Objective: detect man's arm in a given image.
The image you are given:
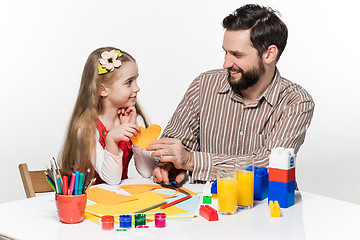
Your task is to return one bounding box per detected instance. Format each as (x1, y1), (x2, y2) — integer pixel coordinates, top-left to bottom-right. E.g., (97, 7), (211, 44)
(149, 99), (314, 182)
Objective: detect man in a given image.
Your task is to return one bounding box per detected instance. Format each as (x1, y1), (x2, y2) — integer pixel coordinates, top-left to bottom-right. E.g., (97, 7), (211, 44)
(147, 4), (314, 184)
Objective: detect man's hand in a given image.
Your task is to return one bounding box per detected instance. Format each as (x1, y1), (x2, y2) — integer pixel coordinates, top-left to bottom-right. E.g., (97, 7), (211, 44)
(152, 162), (186, 184)
(146, 138), (194, 171)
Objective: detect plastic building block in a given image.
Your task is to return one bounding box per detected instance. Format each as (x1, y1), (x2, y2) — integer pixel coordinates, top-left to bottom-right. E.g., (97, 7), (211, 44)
(211, 180), (217, 194)
(269, 167), (295, 183)
(203, 195), (212, 204)
(199, 205), (219, 221)
(269, 147), (296, 170)
(268, 180), (295, 208)
(269, 200), (281, 217)
(254, 186), (268, 201)
(246, 166), (269, 200)
(211, 180), (218, 199)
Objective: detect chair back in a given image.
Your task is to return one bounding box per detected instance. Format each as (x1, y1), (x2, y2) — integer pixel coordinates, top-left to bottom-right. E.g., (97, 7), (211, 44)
(18, 163), (54, 198)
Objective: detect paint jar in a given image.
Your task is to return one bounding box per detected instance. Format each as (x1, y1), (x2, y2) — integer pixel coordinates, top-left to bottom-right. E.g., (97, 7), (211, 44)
(101, 215), (114, 230)
(155, 213), (166, 228)
(135, 214), (146, 227)
(119, 215), (132, 228)
(234, 159), (254, 209)
(217, 169), (237, 215)
(55, 193), (87, 223)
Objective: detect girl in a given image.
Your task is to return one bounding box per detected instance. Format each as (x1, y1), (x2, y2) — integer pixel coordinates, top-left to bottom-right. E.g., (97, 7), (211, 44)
(59, 47), (155, 184)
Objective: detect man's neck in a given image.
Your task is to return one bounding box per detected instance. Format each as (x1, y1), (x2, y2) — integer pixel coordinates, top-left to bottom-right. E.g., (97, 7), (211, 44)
(241, 67), (276, 104)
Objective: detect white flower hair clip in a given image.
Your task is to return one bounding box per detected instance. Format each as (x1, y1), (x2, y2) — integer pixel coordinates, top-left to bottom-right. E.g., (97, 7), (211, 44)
(98, 50), (122, 74)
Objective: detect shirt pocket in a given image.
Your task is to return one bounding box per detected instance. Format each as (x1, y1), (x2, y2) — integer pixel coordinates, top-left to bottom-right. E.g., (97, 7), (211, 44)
(243, 132), (266, 154)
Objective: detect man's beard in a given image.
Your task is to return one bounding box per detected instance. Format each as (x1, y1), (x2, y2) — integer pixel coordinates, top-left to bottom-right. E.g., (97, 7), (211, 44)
(227, 59), (265, 96)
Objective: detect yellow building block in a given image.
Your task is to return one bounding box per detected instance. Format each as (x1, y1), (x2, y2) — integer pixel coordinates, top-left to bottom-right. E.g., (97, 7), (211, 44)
(269, 200), (281, 217)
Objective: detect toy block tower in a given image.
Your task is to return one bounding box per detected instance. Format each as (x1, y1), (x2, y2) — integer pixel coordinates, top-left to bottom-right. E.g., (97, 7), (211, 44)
(268, 147), (296, 208)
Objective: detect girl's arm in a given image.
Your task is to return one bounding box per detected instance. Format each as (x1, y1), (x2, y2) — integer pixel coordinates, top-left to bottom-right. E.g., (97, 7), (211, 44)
(94, 131), (124, 184)
(132, 116), (157, 177)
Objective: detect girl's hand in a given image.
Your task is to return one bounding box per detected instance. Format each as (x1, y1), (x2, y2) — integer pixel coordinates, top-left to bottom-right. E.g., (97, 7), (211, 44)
(118, 106), (137, 124)
(107, 123), (141, 143)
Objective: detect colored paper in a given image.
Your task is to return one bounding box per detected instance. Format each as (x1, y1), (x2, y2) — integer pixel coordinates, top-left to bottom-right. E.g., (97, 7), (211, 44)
(151, 189), (177, 199)
(86, 191), (166, 215)
(87, 187), (137, 205)
(166, 193), (199, 218)
(131, 124), (161, 150)
(119, 184), (163, 195)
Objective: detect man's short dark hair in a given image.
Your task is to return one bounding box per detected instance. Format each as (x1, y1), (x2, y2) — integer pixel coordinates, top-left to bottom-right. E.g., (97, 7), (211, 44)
(222, 4), (288, 61)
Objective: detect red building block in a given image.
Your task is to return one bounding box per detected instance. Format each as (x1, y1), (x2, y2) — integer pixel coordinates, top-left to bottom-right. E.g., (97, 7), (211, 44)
(199, 205), (218, 221)
(268, 167), (295, 183)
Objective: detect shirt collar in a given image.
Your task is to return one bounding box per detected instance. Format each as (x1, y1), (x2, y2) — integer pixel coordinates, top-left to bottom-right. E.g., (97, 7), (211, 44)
(261, 68), (281, 107)
(218, 68), (282, 107)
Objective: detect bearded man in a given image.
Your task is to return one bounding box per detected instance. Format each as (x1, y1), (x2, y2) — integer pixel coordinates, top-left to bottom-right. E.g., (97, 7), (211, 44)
(147, 4), (315, 184)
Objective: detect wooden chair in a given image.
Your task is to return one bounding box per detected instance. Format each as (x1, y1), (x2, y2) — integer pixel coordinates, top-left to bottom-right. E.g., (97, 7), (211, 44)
(18, 163), (54, 198)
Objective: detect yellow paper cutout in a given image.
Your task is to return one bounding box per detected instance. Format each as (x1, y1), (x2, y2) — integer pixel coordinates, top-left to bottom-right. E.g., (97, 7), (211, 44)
(86, 191), (166, 215)
(119, 184), (162, 195)
(131, 124), (161, 150)
(87, 187), (137, 205)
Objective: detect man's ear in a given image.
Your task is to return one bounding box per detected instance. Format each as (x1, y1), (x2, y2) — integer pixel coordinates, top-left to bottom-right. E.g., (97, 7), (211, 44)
(99, 84), (108, 97)
(263, 45), (278, 64)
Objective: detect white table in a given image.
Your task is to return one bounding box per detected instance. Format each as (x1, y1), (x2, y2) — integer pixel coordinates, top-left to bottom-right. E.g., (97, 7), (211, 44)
(0, 178), (359, 240)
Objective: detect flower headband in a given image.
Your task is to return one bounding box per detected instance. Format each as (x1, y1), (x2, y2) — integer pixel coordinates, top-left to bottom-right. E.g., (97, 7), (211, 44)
(98, 49), (122, 74)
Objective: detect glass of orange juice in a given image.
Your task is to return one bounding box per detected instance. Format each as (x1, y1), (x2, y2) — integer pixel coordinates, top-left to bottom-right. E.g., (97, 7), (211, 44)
(217, 169), (237, 215)
(234, 159), (254, 209)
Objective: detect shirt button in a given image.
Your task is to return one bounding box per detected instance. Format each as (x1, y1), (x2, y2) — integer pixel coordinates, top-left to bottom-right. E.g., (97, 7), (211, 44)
(239, 132), (243, 136)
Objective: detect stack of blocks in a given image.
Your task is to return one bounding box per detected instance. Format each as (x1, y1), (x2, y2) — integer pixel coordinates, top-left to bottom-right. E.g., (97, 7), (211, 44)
(268, 147), (296, 208)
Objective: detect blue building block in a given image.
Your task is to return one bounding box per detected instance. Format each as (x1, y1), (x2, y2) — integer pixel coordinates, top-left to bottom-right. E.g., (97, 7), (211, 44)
(246, 166), (268, 201)
(211, 180), (217, 194)
(254, 186), (268, 201)
(268, 180), (295, 208)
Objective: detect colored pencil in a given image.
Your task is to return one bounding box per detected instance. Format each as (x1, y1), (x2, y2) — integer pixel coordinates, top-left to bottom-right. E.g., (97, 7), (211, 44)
(52, 157), (63, 186)
(52, 168), (59, 193)
(84, 178), (96, 192)
(46, 165), (54, 182)
(45, 175), (56, 192)
(160, 195), (192, 209)
(44, 171), (55, 187)
(134, 201), (167, 213)
(57, 176), (63, 194)
(82, 168), (90, 194)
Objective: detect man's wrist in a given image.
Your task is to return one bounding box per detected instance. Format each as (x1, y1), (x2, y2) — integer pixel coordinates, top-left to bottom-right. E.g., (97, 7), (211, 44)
(185, 151), (194, 171)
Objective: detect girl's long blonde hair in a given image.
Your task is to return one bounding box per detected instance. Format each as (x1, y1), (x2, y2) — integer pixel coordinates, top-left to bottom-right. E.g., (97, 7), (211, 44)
(59, 47), (149, 178)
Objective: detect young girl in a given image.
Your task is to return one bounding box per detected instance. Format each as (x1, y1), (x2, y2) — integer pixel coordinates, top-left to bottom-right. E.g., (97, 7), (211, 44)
(59, 47), (155, 184)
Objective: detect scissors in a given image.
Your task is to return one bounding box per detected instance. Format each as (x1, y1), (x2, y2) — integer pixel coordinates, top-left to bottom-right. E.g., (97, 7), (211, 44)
(160, 180), (190, 195)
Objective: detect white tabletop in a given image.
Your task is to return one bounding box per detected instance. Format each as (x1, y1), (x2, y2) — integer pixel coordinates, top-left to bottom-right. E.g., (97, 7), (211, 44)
(0, 178), (359, 240)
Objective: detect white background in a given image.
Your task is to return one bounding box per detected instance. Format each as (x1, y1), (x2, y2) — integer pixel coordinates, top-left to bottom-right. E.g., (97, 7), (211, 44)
(0, 0), (359, 204)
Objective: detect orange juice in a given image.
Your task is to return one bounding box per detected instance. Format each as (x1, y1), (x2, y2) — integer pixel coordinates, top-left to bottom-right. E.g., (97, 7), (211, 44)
(237, 170), (254, 208)
(217, 178), (237, 214)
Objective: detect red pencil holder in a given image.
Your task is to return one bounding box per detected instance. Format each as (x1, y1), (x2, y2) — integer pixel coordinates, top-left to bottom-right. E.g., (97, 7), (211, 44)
(55, 193), (87, 224)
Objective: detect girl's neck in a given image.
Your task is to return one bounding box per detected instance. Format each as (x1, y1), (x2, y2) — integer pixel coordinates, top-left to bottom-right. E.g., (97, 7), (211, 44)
(98, 109), (120, 130)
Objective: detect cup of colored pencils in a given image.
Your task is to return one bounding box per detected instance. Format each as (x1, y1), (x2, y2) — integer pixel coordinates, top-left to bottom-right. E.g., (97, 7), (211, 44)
(45, 159), (95, 223)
